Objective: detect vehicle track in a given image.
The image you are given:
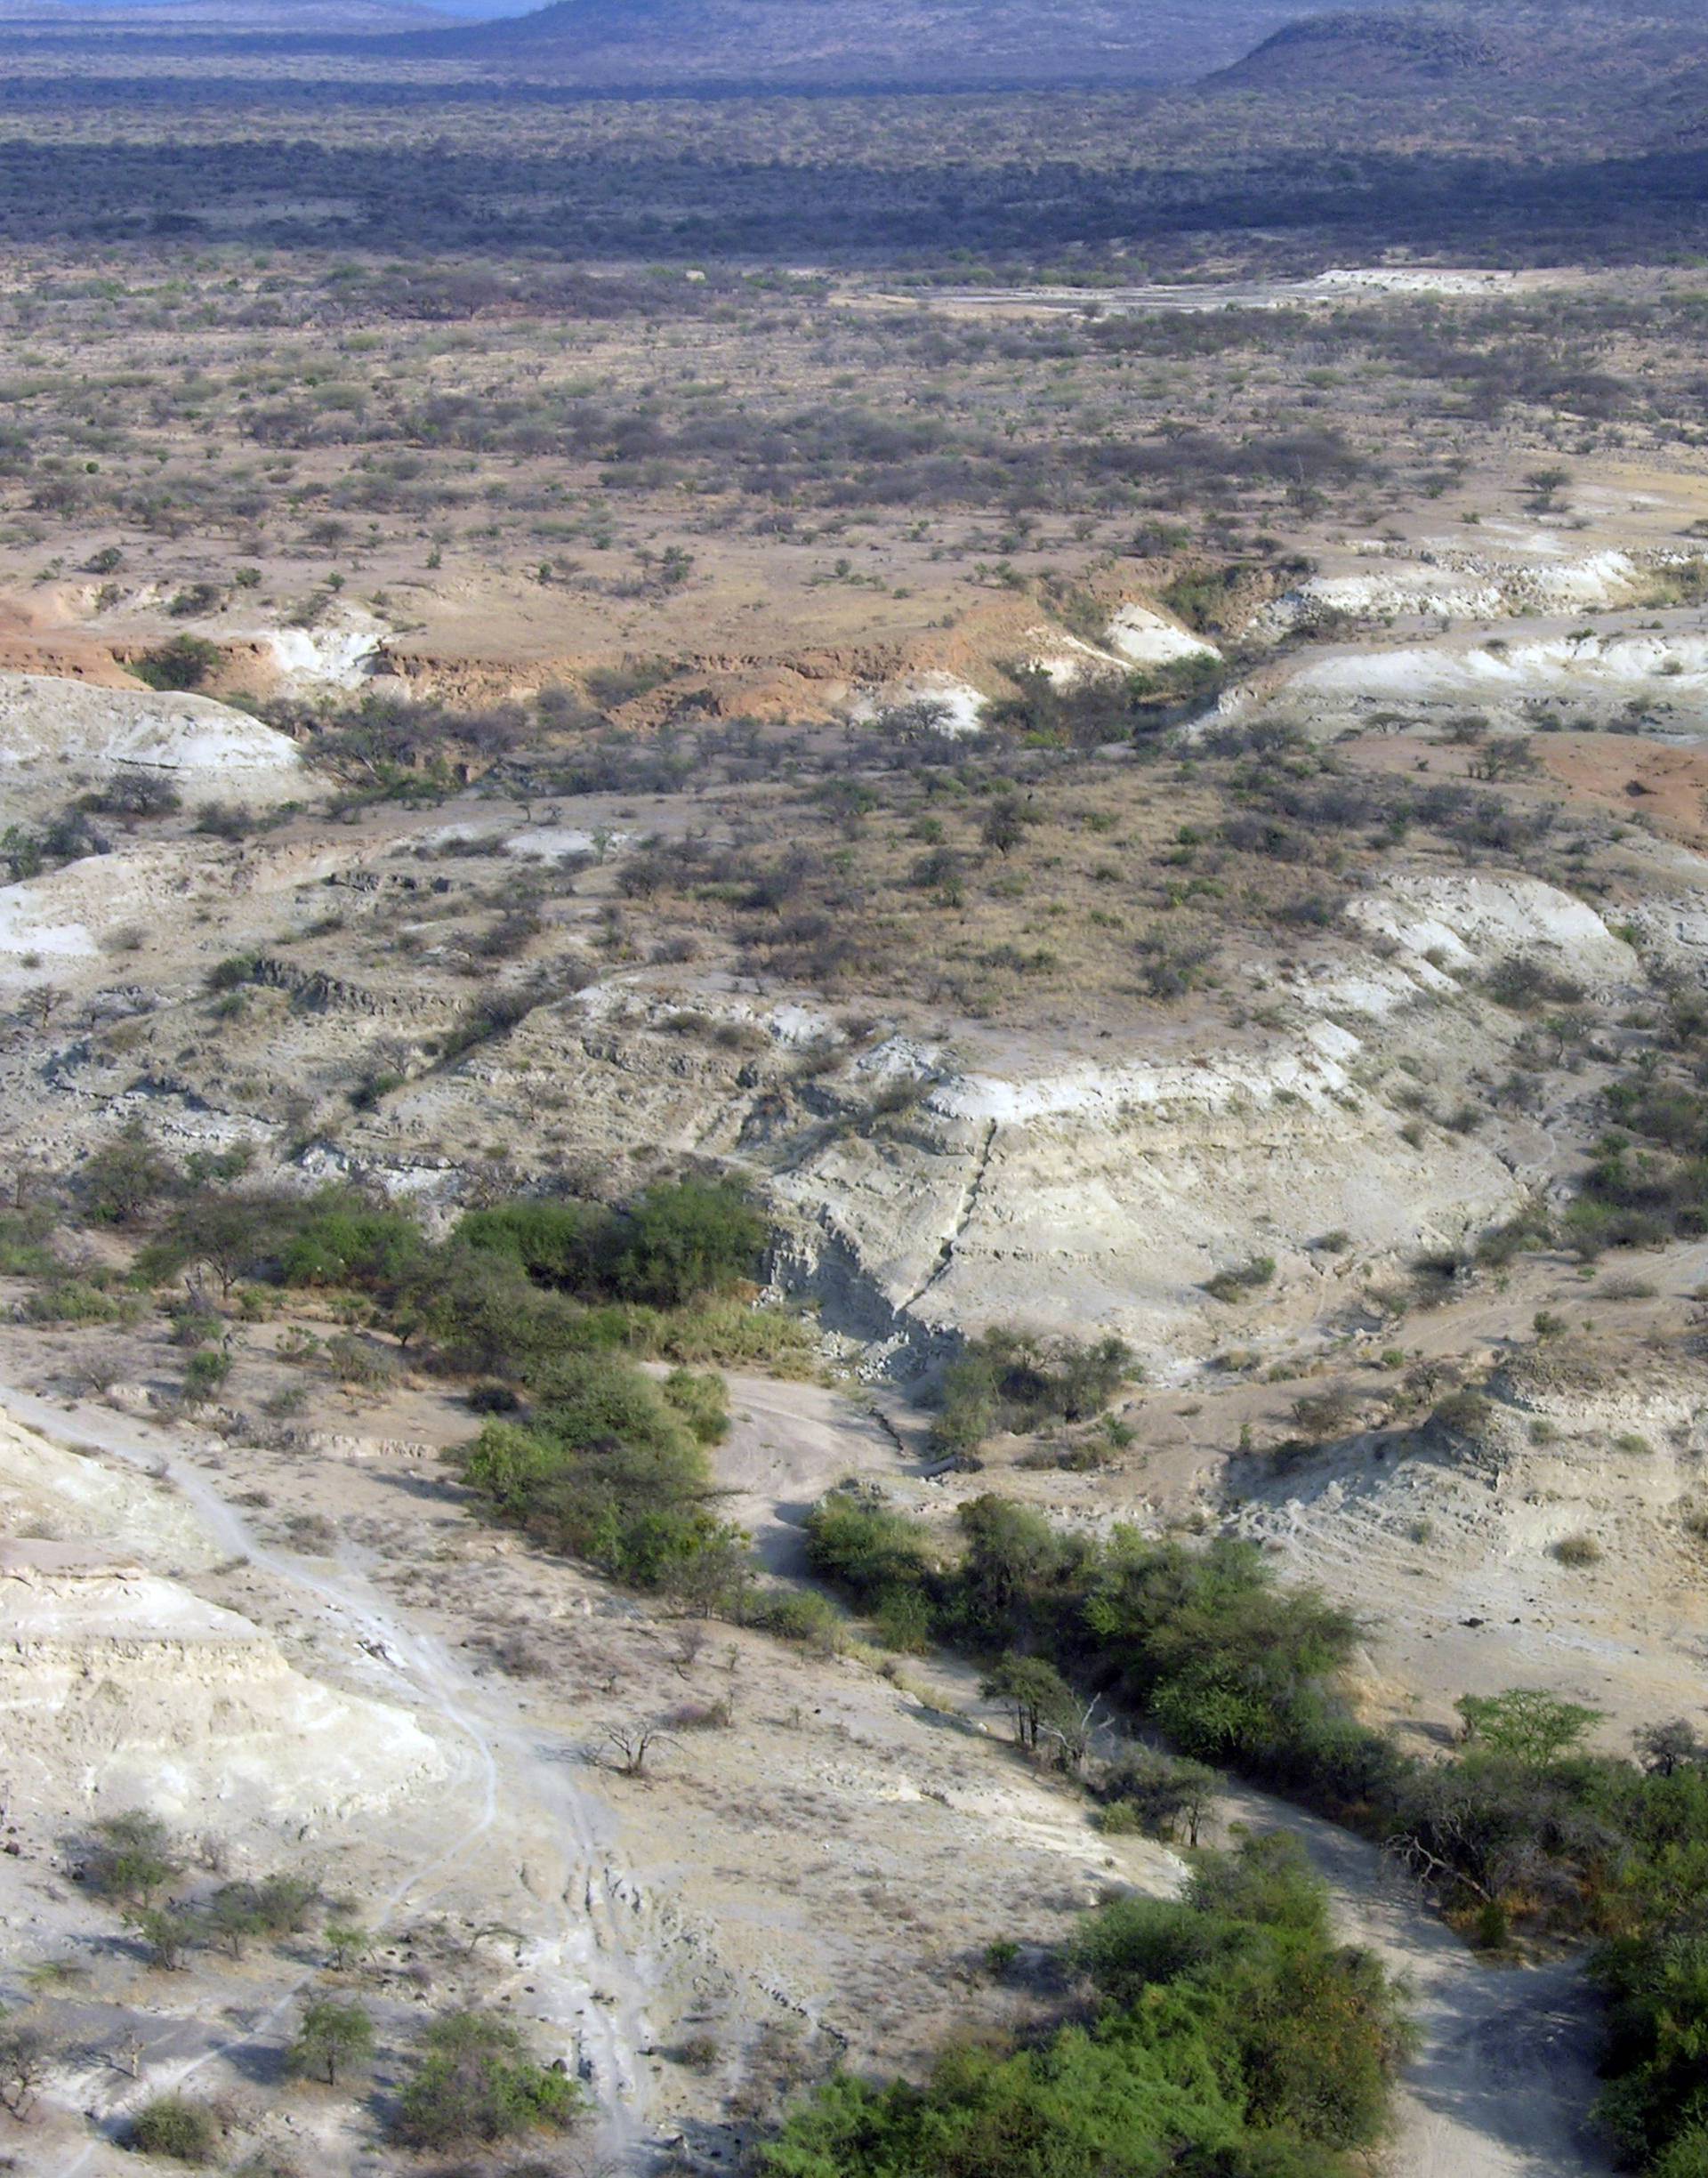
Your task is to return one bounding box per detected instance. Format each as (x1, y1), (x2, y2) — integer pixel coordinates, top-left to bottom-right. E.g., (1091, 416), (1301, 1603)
(0, 1384), (656, 2174)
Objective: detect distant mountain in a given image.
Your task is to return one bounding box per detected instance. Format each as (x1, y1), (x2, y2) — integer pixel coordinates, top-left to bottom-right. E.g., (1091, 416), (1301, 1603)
(1213, 8), (1497, 86)
(0, 0), (443, 22)
(409, 0), (1422, 89)
(1212, 1), (1708, 99)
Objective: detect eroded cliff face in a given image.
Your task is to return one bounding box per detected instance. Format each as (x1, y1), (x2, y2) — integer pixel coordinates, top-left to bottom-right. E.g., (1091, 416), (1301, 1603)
(744, 869), (1627, 1368)
(0, 1414), (443, 1829)
(0, 544), (1695, 1389)
(0, 776), (1651, 1379)
(0, 671), (304, 823)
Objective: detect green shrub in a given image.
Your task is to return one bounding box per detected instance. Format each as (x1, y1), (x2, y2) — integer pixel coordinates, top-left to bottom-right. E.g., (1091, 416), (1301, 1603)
(1083, 1533), (1370, 1783)
(322, 1332), (399, 1390)
(217, 1873), (318, 1939)
(205, 953), (262, 993)
(0, 1207), (58, 1277)
(451, 1354), (748, 1603)
(168, 1303), (222, 1348)
(133, 633), (221, 692)
(76, 1121), (177, 1225)
(786, 1478), (1708, 2171)
(289, 1996), (375, 2086)
(662, 1367), (729, 1445)
(980, 1652), (1081, 1754)
(1475, 1899), (1511, 1950)
(615, 1178), (766, 1306)
(805, 1491), (938, 1602)
(1095, 1748), (1218, 1846)
(80, 1810), (180, 1904)
(1454, 1689), (1599, 1771)
(181, 1349), (231, 1403)
(457, 1198), (616, 1290)
(128, 1907), (196, 1971)
(127, 2096), (218, 2162)
(391, 2011), (584, 2149)
(22, 1279), (141, 1327)
(391, 1244), (581, 1376)
(758, 1588), (845, 1651)
(932, 1328), (1132, 1459)
(1204, 1254), (1277, 1303)
(872, 1585), (936, 1653)
(278, 1204), (426, 1289)
(650, 1298), (817, 1375)
(762, 1835), (1410, 2178)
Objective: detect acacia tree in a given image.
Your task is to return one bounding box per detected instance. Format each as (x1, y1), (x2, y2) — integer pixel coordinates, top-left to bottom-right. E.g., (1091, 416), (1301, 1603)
(84, 1809), (181, 1904)
(391, 2011), (583, 2148)
(291, 1998), (375, 2087)
(160, 1194), (275, 1296)
(77, 1124), (175, 1226)
(1633, 1718), (1704, 1777)
(979, 1654), (1077, 1754)
(325, 1921), (374, 1972)
(603, 1720), (677, 1778)
(1104, 1748), (1220, 1845)
(128, 1908), (194, 1972)
(1454, 1690), (1600, 1771)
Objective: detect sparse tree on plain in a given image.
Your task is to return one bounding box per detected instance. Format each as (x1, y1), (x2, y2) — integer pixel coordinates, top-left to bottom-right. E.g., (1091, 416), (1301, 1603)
(290, 1997), (375, 2088)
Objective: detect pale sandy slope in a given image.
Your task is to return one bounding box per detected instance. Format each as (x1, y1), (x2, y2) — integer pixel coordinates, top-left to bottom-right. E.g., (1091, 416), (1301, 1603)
(3, 1371), (1616, 2178)
(0, 1381), (656, 2176)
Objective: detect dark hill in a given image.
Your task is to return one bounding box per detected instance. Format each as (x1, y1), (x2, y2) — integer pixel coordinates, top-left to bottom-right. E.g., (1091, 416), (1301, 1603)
(1213, 2), (1708, 100)
(410, 0), (1418, 89)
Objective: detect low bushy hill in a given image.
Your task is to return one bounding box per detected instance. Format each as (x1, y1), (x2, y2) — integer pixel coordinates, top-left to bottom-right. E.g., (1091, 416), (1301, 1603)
(1213, 1), (1708, 102)
(412, 0), (1414, 89)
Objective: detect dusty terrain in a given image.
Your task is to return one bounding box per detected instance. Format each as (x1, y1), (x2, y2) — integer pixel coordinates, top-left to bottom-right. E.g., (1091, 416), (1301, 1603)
(0, 1359), (1191, 2174)
(5, 238), (1708, 2178)
(0, 1324), (1623, 2178)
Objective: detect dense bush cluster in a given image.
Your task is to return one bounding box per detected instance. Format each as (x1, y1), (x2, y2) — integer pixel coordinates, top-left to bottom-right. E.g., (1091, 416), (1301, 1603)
(763, 1832), (1412, 2178)
(95, 1168), (782, 1597)
(1564, 1052), (1708, 1254)
(126, 2095), (219, 2164)
(808, 1498), (1374, 1787)
(803, 1488), (1708, 2172)
(452, 1357), (748, 1604)
(931, 1328), (1134, 1460)
(1594, 1761), (1708, 2173)
(460, 1181), (767, 1309)
(136, 1174), (777, 1381)
(391, 2011), (583, 2149)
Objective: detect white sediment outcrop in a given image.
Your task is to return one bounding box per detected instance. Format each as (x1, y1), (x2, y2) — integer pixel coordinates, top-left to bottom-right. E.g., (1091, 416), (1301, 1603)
(849, 671), (987, 736)
(0, 670), (302, 812)
(1105, 602), (1221, 668)
(0, 1407), (443, 1825)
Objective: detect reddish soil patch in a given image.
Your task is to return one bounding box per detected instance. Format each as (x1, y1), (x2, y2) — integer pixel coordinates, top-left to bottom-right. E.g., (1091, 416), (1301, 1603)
(1536, 732), (1708, 851)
